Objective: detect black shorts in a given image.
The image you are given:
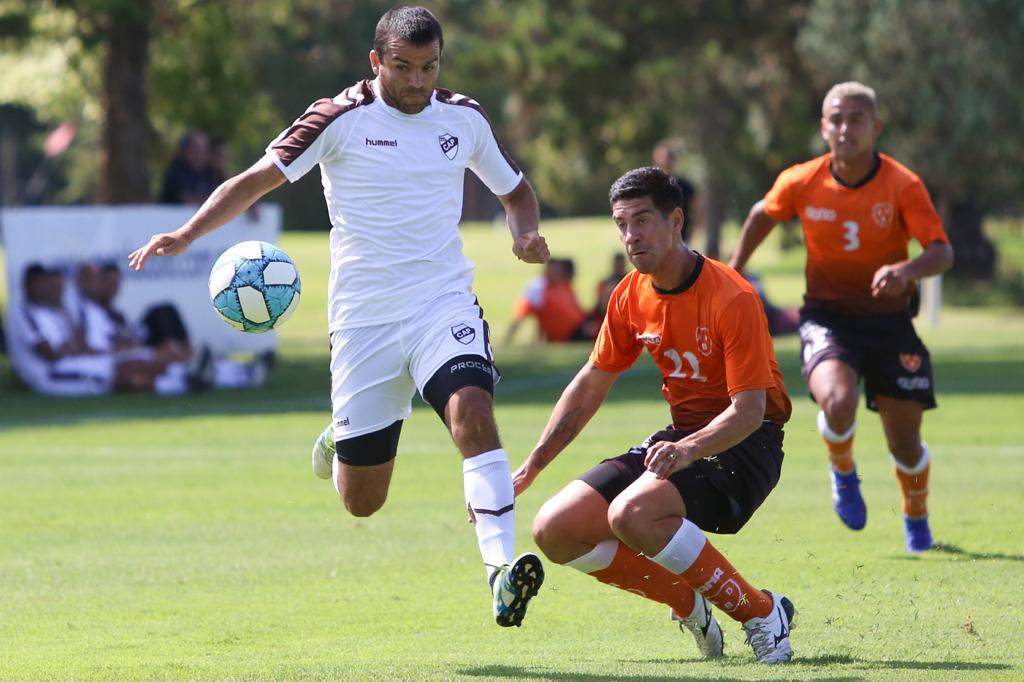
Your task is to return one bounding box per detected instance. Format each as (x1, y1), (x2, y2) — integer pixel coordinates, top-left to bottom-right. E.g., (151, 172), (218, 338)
(578, 422), (785, 535)
(798, 309), (937, 411)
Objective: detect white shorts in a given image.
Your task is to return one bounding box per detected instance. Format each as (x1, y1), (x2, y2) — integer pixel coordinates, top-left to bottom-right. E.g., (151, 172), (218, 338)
(26, 354), (114, 396)
(329, 291), (497, 439)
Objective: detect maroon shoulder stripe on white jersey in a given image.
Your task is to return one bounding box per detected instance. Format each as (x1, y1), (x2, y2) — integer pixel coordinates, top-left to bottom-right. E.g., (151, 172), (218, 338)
(272, 80), (375, 167)
(435, 88), (521, 176)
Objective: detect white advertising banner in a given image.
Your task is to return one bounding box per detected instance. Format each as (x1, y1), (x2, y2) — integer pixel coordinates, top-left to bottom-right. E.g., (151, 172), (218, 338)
(2, 204), (282, 357)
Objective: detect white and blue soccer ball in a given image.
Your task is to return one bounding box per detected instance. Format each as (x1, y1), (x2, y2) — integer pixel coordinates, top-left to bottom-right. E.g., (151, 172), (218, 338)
(208, 240), (301, 333)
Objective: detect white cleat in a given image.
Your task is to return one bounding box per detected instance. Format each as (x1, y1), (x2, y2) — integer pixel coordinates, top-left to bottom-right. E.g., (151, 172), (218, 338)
(742, 590), (796, 664)
(671, 592), (724, 658)
(311, 423), (335, 479)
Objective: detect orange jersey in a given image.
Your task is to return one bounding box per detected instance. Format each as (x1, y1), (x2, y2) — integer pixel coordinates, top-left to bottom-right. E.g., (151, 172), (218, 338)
(513, 279), (586, 342)
(591, 255), (791, 431)
(763, 153), (948, 315)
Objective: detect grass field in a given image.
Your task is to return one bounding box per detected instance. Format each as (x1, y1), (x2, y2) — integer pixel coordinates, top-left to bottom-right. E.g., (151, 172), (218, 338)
(1, 220), (1023, 681)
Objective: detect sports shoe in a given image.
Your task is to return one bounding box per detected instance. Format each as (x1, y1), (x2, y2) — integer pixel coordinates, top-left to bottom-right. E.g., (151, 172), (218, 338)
(830, 467), (867, 530)
(491, 552), (545, 627)
(311, 423), (335, 479)
(671, 593), (724, 658)
(904, 515), (934, 553)
(742, 590), (797, 664)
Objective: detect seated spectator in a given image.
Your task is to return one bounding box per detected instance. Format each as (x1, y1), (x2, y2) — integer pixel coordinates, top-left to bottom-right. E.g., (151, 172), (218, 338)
(159, 131), (215, 204)
(504, 258), (597, 346)
(593, 252), (629, 322)
(9, 264), (184, 396)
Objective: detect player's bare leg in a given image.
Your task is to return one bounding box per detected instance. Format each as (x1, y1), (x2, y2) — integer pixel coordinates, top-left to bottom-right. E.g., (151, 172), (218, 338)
(333, 459), (394, 517)
(808, 359), (866, 529)
(876, 395), (934, 552)
(534, 480), (723, 658)
(610, 474), (794, 663)
(445, 386), (543, 627)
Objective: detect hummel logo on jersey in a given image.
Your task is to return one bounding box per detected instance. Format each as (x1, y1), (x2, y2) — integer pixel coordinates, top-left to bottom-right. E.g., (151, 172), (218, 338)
(636, 331), (662, 347)
(365, 137), (397, 147)
(805, 206), (837, 221)
(773, 604), (790, 646)
(439, 133), (459, 160)
(451, 323), (476, 345)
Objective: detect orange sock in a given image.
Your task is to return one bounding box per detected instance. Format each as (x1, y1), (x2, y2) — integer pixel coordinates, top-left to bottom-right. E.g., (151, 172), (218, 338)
(589, 541), (696, 618)
(818, 410), (856, 474)
(680, 541), (772, 623)
(893, 444), (930, 518)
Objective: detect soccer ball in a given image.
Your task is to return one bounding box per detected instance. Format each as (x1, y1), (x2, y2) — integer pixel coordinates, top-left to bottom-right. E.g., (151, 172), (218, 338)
(208, 240), (301, 333)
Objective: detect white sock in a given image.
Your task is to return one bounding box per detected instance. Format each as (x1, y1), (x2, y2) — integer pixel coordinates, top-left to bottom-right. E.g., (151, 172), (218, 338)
(649, 518), (707, 575)
(463, 449), (515, 578)
(817, 410), (857, 443)
(331, 451), (343, 497)
(892, 442), (930, 475)
(153, 371), (187, 395)
(564, 539), (618, 574)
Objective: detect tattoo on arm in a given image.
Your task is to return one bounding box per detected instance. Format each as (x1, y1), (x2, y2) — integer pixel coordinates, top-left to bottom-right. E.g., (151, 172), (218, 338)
(534, 408), (584, 470)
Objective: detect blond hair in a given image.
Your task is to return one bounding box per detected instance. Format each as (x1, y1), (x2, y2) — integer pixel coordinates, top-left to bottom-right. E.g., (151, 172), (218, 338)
(822, 81), (877, 116)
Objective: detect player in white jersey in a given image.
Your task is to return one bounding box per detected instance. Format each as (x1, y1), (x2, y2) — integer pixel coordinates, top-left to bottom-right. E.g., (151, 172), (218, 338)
(129, 6), (546, 627)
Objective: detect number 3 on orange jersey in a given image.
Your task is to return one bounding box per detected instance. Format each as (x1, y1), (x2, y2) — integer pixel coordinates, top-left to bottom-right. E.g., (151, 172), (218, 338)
(842, 220), (860, 251)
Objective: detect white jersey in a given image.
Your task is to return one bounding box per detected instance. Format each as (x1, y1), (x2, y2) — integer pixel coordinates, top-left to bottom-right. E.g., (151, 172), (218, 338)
(266, 78), (523, 330)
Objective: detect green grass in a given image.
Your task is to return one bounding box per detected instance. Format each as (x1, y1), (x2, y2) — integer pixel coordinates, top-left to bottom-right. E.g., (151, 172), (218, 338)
(1, 220), (1023, 680)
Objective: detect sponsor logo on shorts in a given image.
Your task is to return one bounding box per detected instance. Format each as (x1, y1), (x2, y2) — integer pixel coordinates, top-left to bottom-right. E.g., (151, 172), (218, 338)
(335, 417), (350, 427)
(450, 359), (490, 374)
(439, 133), (459, 160)
(636, 331), (662, 347)
(451, 323), (476, 345)
(873, 202), (894, 228)
(898, 376), (931, 390)
(365, 137), (397, 147)
(899, 353), (922, 373)
(805, 206), (837, 221)
(695, 326), (712, 356)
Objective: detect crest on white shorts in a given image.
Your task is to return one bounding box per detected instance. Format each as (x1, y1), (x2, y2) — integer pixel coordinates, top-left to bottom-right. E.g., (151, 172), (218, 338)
(451, 323), (476, 345)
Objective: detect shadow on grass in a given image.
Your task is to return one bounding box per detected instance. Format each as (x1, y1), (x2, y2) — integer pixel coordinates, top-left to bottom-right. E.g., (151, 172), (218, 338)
(928, 543), (1024, 562)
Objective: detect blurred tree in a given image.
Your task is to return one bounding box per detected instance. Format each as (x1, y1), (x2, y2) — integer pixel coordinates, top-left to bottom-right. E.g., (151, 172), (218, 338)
(797, 0), (1024, 280)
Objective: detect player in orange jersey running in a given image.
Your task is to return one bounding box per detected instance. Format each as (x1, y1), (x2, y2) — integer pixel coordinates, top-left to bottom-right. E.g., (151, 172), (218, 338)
(514, 167), (796, 664)
(729, 82), (954, 552)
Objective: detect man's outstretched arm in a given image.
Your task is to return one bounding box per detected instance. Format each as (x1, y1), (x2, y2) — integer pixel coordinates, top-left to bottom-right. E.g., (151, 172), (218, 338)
(728, 200), (777, 273)
(498, 178), (549, 264)
(512, 362), (619, 495)
(129, 157), (286, 271)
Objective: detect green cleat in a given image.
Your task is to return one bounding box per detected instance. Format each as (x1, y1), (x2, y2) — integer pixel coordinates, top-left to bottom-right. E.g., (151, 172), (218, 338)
(311, 423), (335, 479)
(491, 552), (545, 627)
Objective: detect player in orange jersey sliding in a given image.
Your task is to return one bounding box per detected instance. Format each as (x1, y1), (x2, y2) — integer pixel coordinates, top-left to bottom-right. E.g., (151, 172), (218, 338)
(514, 167), (796, 664)
(729, 82), (954, 552)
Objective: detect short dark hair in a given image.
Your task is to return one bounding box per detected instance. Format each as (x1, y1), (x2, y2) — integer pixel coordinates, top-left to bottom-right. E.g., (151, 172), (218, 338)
(374, 6), (444, 57)
(608, 167), (683, 217)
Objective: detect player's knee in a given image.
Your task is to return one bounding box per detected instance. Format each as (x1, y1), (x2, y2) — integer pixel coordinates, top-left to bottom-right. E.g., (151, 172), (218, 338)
(447, 389), (499, 448)
(531, 504), (573, 564)
(820, 390), (858, 423)
(340, 491), (387, 518)
(607, 497), (644, 546)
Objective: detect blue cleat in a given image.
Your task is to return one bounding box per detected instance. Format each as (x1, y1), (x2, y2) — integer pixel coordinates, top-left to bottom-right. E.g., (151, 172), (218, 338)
(904, 515), (934, 553)
(830, 467), (867, 530)
(491, 552), (544, 627)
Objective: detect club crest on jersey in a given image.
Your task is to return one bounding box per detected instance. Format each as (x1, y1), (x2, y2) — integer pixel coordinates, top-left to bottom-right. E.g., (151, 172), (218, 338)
(439, 133), (459, 160)
(899, 353), (922, 373)
(695, 326), (712, 356)
(451, 323), (475, 345)
(873, 202), (894, 228)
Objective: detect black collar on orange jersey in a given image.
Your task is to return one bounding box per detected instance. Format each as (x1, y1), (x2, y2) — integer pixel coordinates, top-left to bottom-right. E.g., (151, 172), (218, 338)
(653, 252), (705, 295)
(830, 152), (882, 189)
